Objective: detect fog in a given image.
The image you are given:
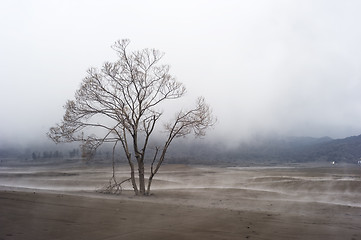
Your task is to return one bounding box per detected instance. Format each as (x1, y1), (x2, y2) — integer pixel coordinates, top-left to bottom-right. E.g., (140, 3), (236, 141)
(1, 164), (360, 209)
(2, 0), (361, 147)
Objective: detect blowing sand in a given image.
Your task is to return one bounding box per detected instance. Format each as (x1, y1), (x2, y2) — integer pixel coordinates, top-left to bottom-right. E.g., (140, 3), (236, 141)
(0, 164), (360, 240)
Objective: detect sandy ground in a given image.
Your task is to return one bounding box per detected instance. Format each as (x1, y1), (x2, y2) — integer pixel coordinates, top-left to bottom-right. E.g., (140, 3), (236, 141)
(0, 163), (360, 240)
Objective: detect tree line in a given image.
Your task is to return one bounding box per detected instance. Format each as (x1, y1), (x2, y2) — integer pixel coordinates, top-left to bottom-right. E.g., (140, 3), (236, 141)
(30, 149), (80, 160)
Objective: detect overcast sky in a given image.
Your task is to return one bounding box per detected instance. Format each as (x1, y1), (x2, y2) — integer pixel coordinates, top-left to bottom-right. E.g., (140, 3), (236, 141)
(1, 0), (361, 146)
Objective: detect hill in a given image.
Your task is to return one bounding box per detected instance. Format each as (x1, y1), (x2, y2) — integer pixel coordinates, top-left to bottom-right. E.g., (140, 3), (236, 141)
(1, 134), (361, 166)
(167, 134), (361, 165)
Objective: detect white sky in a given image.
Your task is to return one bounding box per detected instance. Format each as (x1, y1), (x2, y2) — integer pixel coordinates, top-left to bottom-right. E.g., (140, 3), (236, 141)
(1, 0), (361, 146)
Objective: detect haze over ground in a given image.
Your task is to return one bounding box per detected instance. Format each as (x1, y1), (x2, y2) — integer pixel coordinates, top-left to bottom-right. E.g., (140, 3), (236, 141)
(1, 0), (361, 148)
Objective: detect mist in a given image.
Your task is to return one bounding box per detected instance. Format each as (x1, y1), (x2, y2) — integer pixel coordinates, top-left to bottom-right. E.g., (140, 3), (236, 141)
(1, 0), (361, 148)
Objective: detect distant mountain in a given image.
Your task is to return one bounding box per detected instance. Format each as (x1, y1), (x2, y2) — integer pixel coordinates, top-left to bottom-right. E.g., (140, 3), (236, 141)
(167, 134), (361, 164)
(2, 134), (361, 165)
(302, 135), (361, 163)
(235, 134), (361, 164)
(223, 135), (335, 164)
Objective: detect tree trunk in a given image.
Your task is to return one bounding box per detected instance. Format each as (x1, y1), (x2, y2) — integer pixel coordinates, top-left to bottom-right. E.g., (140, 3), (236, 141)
(146, 174), (154, 195)
(138, 160), (146, 195)
(127, 157), (138, 195)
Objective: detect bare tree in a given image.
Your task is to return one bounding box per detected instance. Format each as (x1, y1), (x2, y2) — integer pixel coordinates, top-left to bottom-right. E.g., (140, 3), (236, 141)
(48, 39), (215, 195)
